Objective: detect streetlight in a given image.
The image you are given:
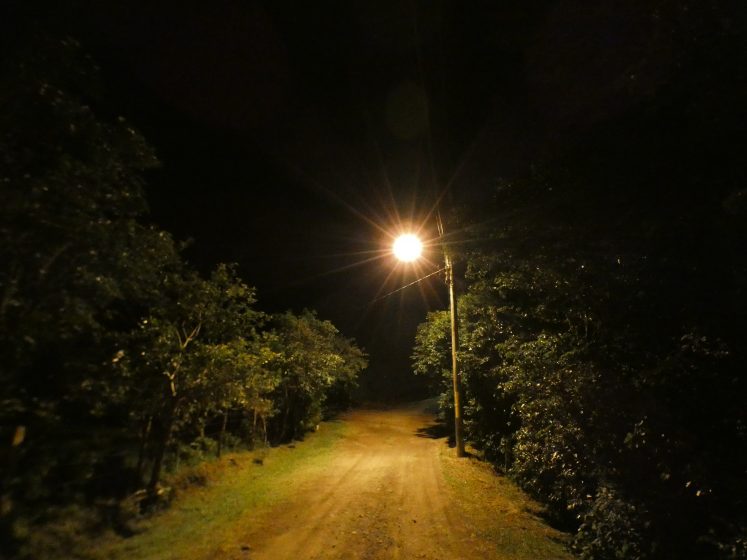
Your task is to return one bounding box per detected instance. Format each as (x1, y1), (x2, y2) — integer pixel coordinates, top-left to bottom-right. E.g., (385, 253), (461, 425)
(392, 233), (423, 262)
(392, 230), (466, 458)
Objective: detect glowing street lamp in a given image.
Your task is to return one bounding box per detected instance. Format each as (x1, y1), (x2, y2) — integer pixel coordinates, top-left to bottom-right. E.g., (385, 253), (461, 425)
(392, 234), (423, 262)
(392, 232), (466, 458)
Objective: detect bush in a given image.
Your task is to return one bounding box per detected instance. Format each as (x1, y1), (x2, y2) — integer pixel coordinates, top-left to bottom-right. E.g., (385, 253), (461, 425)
(574, 485), (651, 560)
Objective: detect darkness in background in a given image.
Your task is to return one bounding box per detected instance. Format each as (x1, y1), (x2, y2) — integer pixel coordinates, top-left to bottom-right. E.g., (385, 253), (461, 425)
(3, 0), (743, 398)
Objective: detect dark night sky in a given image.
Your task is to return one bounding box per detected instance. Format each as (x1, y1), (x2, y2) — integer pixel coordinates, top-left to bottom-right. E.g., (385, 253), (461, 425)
(5, 0), (741, 395)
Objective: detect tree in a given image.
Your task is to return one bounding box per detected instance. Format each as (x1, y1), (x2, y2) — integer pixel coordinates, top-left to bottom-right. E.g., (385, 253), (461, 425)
(117, 265), (264, 492)
(413, 3), (747, 549)
(0, 33), (370, 556)
(269, 310), (367, 442)
(0, 36), (184, 534)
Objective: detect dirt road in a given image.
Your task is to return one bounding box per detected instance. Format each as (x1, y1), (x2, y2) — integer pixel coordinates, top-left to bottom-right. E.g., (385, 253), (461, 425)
(232, 401), (570, 560)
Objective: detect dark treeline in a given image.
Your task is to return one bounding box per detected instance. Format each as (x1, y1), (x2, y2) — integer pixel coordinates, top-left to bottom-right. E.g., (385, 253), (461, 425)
(414, 3), (746, 559)
(0, 37), (366, 557)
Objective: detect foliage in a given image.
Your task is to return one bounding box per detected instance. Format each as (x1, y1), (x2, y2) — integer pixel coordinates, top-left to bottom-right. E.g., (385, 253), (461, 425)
(574, 485), (651, 560)
(0, 35), (367, 556)
(415, 232), (746, 557)
(269, 310), (367, 441)
(0, 35), (184, 520)
(413, 3), (746, 555)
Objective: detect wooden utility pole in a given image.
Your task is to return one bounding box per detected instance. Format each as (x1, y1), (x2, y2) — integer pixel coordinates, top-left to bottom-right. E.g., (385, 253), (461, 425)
(437, 212), (466, 457)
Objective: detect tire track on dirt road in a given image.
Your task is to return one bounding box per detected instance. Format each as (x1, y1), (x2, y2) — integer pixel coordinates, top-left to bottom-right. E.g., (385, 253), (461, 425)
(223, 401), (570, 560)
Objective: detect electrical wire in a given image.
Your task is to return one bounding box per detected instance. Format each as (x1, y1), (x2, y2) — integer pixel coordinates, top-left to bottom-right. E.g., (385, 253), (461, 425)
(367, 266), (446, 306)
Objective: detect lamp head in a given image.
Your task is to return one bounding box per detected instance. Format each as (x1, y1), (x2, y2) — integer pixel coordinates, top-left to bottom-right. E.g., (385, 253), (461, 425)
(393, 234), (423, 262)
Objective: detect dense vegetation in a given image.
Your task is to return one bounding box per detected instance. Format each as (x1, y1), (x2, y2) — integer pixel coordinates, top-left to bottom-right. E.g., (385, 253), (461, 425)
(413, 4), (746, 558)
(0, 37), (366, 557)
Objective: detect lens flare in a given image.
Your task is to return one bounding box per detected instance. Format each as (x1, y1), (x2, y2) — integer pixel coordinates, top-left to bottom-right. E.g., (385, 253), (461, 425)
(393, 234), (423, 262)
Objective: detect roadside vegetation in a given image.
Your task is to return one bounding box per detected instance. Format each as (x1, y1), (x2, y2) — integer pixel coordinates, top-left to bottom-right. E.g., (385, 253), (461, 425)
(3, 3), (745, 559)
(88, 421), (348, 560)
(412, 4), (746, 558)
(439, 444), (573, 560)
(0, 37), (366, 558)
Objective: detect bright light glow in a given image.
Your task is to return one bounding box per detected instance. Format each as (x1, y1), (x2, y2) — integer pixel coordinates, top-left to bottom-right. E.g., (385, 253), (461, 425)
(393, 234), (423, 262)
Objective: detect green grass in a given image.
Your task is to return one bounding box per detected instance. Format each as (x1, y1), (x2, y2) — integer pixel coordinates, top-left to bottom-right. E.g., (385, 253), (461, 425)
(22, 415), (572, 560)
(439, 445), (574, 560)
(86, 421), (348, 560)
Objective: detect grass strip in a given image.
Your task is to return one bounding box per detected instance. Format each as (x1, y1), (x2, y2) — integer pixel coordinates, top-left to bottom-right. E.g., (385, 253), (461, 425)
(439, 446), (573, 560)
(90, 420), (348, 560)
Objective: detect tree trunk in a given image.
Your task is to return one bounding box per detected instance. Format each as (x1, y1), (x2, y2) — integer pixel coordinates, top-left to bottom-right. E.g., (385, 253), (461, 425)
(279, 387), (290, 443)
(0, 269), (20, 319)
(1, 426), (25, 523)
(147, 398), (176, 494)
(136, 416), (152, 482)
(0, 428), (25, 556)
(217, 410), (228, 458)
